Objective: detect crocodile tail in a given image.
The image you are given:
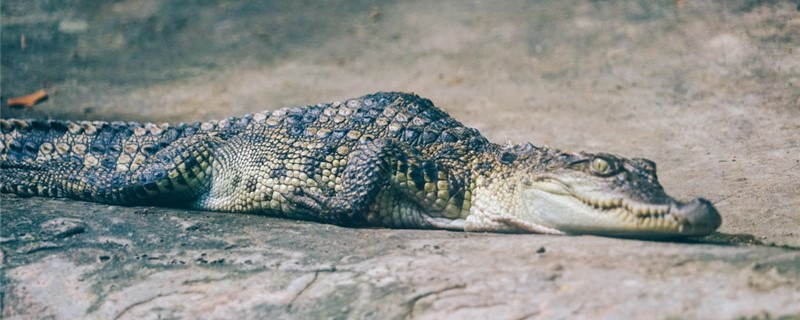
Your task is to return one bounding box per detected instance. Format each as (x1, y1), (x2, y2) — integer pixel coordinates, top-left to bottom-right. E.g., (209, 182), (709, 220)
(0, 118), (218, 204)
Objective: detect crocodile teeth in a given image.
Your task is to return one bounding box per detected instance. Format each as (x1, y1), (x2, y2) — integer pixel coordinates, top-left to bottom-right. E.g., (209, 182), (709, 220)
(583, 198), (623, 209)
(624, 213), (636, 223)
(582, 197), (673, 216)
(622, 203), (671, 217)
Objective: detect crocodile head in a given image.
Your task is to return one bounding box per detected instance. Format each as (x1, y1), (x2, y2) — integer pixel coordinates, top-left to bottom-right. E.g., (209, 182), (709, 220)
(467, 145), (721, 238)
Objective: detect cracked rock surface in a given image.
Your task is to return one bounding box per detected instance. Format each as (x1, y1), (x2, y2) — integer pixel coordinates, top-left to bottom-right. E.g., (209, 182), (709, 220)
(3, 196), (799, 319)
(2, 0), (799, 318)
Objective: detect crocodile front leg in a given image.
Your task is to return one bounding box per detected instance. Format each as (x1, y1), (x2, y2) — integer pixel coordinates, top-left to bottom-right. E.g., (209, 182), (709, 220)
(288, 139), (471, 228)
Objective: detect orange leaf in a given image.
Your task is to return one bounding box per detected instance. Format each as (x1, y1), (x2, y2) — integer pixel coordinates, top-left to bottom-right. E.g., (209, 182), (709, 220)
(8, 89), (48, 108)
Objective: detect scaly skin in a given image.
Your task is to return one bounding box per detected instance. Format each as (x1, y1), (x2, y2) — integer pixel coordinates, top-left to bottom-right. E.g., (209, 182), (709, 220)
(0, 92), (721, 238)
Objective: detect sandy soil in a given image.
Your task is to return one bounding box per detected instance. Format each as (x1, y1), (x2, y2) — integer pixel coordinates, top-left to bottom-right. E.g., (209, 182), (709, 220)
(2, 0), (799, 318)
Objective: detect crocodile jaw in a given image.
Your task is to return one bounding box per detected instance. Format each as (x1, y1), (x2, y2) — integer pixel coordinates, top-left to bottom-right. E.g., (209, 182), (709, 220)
(518, 181), (721, 238)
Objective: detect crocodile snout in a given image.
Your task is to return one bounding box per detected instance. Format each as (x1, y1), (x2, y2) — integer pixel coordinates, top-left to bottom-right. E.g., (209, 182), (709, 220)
(673, 198), (722, 235)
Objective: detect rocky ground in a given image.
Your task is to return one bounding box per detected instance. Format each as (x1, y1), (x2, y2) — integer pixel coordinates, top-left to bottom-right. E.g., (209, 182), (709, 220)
(2, 0), (799, 318)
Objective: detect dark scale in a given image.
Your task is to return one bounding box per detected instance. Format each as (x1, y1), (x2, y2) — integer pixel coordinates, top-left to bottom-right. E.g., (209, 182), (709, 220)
(90, 129), (115, 153)
(269, 166), (287, 179)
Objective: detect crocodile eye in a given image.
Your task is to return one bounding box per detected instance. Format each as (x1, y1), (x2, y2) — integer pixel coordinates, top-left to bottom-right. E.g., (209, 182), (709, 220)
(591, 157), (614, 176)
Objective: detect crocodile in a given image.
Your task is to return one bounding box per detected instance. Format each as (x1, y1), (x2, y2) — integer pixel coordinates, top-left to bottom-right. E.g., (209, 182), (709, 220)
(0, 92), (721, 238)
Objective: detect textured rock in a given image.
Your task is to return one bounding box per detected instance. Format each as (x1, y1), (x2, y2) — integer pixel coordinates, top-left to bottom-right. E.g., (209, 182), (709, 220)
(2, 195), (799, 319)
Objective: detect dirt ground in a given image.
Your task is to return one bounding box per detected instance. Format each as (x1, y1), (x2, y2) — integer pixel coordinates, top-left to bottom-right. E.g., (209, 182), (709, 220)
(2, 0), (799, 319)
